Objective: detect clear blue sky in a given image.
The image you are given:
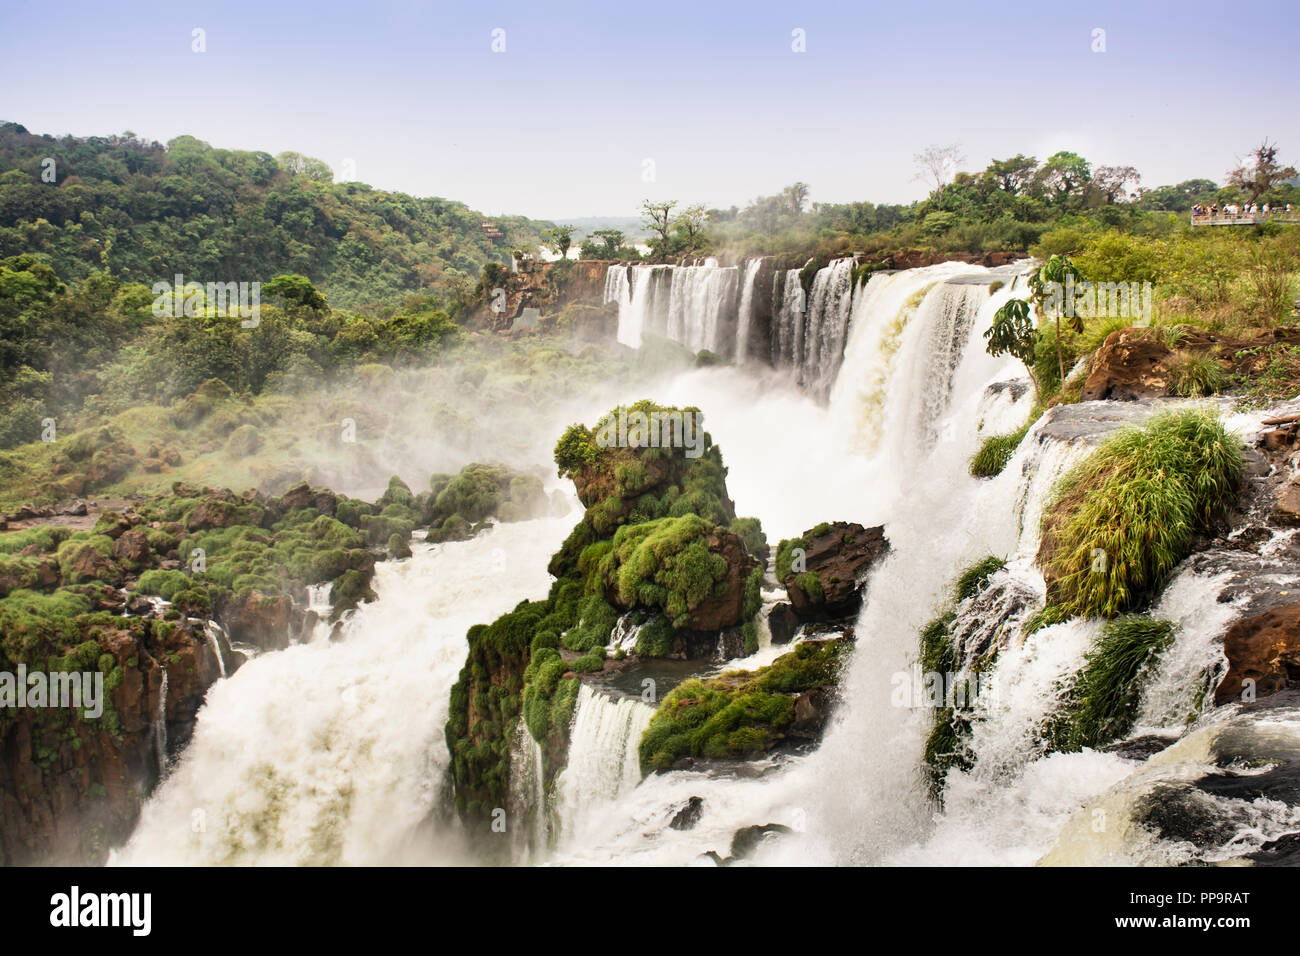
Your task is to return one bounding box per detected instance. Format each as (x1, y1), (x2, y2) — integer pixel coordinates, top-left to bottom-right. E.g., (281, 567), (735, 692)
(0, 0), (1294, 219)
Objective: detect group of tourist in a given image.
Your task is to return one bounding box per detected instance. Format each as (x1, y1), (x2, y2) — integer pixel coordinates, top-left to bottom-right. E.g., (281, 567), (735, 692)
(1192, 201), (1292, 219)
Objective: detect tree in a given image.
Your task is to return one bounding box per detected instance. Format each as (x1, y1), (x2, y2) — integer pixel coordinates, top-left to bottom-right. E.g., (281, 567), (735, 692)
(1227, 140), (1298, 203)
(1034, 151), (1092, 205)
(263, 274), (328, 313)
(542, 225), (576, 259)
(985, 254), (1084, 401)
(913, 144), (965, 196)
(641, 200), (678, 259)
(981, 155), (1039, 195)
(985, 298), (1040, 398)
(588, 229), (625, 258)
(1090, 165), (1141, 204)
(275, 151), (334, 183)
(782, 182), (810, 216)
(673, 203), (710, 253)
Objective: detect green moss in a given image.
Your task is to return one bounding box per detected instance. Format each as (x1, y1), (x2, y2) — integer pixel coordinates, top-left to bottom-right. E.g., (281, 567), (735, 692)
(729, 517), (769, 563)
(563, 593), (618, 651)
(792, 571), (824, 604)
(135, 569), (190, 601)
(635, 615), (677, 657)
(639, 640), (846, 772)
(604, 514), (729, 629)
(0, 525), (71, 555)
(774, 536), (807, 581)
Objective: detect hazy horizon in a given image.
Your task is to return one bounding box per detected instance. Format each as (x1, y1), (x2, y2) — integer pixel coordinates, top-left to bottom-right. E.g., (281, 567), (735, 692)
(1, 0), (1295, 221)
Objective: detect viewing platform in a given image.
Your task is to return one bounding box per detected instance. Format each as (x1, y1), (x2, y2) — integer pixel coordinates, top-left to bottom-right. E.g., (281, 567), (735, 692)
(1191, 211), (1299, 227)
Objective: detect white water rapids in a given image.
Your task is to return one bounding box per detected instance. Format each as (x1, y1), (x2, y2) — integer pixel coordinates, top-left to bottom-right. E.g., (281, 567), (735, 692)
(115, 261), (1281, 867)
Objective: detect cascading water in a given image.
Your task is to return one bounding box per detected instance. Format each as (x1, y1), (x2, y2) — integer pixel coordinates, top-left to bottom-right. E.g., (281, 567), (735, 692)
(734, 257), (765, 363)
(554, 685), (654, 847)
(112, 509), (578, 865)
(203, 620), (227, 679)
(797, 258), (855, 397)
(154, 668), (168, 778)
(115, 258), (1283, 868)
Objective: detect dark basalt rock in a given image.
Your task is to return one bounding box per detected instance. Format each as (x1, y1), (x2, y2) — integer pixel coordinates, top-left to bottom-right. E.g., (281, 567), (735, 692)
(669, 796), (704, 831)
(767, 603), (799, 644)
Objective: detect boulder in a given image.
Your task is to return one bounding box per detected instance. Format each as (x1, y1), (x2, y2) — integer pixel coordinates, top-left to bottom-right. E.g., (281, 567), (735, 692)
(1080, 328), (1171, 402)
(668, 796), (704, 831)
(781, 522), (889, 622)
(185, 499), (237, 532)
(767, 603), (800, 644)
(1215, 605), (1300, 705)
(112, 529), (151, 569)
(1273, 477), (1300, 526)
(217, 590), (295, 651)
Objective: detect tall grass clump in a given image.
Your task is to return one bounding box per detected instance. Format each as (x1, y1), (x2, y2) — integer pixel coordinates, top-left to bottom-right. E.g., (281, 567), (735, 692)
(969, 424), (1030, 477)
(1038, 410), (1242, 619)
(1166, 351), (1227, 397)
(1044, 615), (1176, 751)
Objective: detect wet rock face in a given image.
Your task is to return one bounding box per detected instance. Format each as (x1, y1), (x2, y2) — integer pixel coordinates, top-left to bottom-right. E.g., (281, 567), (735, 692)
(767, 603), (800, 644)
(669, 796), (704, 831)
(0, 619), (219, 866)
(1215, 605), (1300, 705)
(216, 590), (299, 651)
(782, 522), (889, 623)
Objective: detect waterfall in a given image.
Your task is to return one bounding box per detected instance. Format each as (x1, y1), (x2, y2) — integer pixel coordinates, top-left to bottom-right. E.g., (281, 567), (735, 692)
(770, 267), (804, 371)
(606, 260), (741, 358)
(154, 668), (168, 778)
(609, 612), (644, 654)
(203, 620), (227, 679)
(507, 718), (549, 861)
(112, 509), (578, 865)
(666, 260), (740, 356)
(554, 685), (653, 843)
(605, 263), (675, 348)
(117, 257), (1277, 868)
(734, 257), (764, 363)
(799, 258), (856, 397)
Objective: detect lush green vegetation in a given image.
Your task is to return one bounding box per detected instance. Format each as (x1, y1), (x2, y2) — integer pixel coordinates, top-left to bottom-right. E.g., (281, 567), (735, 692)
(638, 639), (846, 772)
(918, 554), (1007, 798)
(446, 402), (764, 829)
(1038, 411), (1243, 619)
(1043, 616), (1176, 751)
(969, 423), (1031, 478)
(599, 514), (729, 629)
(0, 123), (548, 307)
(634, 144), (1299, 267)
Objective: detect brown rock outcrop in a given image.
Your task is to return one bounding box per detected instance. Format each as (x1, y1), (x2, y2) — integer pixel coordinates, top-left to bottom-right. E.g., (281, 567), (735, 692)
(782, 522), (890, 622)
(1080, 328), (1172, 402)
(1215, 605), (1300, 705)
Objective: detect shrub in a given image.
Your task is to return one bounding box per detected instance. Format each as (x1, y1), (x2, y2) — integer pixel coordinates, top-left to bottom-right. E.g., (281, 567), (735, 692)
(1166, 351), (1227, 398)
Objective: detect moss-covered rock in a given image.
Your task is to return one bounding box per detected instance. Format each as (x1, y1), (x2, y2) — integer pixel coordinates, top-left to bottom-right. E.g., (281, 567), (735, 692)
(638, 639), (848, 772)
